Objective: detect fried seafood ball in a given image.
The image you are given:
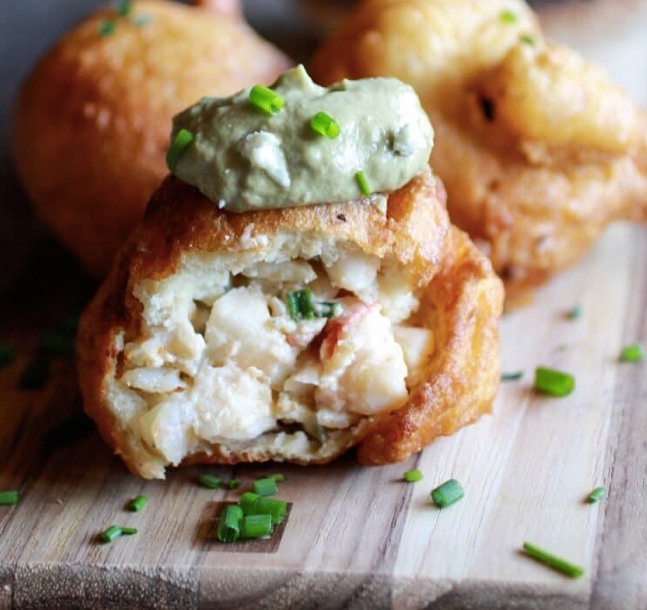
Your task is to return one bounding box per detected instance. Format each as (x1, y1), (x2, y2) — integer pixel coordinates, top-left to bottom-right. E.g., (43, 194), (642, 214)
(13, 0), (292, 276)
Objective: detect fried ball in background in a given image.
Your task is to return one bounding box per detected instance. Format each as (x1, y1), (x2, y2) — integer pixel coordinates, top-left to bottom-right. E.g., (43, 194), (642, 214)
(77, 168), (503, 479)
(13, 0), (292, 277)
(311, 0), (647, 304)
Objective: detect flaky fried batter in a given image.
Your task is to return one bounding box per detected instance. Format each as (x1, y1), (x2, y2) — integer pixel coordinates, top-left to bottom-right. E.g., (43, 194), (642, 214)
(77, 168), (503, 478)
(13, 0), (291, 277)
(311, 0), (647, 303)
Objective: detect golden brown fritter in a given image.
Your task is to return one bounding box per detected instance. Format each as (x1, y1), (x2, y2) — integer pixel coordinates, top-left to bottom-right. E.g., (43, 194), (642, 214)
(13, 0), (291, 277)
(311, 0), (647, 303)
(77, 169), (503, 478)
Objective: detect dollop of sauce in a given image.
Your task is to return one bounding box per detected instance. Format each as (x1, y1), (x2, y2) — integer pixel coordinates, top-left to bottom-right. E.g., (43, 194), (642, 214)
(169, 65), (434, 212)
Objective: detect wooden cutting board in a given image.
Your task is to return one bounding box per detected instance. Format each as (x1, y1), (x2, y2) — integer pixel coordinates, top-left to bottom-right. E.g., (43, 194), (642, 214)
(1, 2), (646, 609)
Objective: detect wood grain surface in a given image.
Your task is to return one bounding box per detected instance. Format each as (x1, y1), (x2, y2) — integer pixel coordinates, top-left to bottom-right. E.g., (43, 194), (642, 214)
(1, 1), (646, 609)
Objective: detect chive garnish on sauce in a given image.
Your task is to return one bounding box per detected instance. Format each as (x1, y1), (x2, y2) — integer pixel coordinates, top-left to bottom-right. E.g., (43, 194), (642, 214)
(166, 129), (194, 171)
(500, 9), (518, 23)
(534, 367), (574, 397)
(501, 371), (523, 381)
(355, 170), (371, 197)
(253, 477), (278, 497)
(98, 20), (115, 37)
(0, 343), (16, 367)
(431, 479), (464, 508)
(242, 514), (273, 539)
(404, 469), (423, 483)
(310, 111), (340, 138)
(129, 495), (148, 512)
(520, 34), (536, 46)
(586, 487), (606, 504)
(522, 542), (584, 578)
(249, 85), (285, 115)
(199, 475), (222, 489)
(0, 491), (20, 506)
(620, 344), (643, 362)
(217, 504), (243, 542)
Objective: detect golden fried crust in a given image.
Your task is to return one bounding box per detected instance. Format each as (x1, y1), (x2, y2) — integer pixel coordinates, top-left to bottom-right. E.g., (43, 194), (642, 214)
(13, 0), (291, 277)
(311, 0), (647, 304)
(77, 169), (503, 476)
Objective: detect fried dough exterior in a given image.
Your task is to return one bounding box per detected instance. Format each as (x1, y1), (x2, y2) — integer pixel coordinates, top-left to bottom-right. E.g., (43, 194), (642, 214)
(77, 169), (503, 477)
(311, 0), (647, 303)
(13, 0), (291, 277)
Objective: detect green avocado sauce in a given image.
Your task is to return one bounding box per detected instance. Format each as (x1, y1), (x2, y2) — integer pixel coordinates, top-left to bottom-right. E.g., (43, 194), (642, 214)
(169, 65), (434, 212)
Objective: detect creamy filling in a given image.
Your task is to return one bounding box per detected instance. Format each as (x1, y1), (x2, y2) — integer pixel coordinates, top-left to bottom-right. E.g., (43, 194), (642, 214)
(119, 252), (434, 466)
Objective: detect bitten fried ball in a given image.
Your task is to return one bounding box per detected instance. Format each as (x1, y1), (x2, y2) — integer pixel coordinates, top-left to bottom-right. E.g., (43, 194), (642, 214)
(311, 0), (647, 303)
(13, 0), (292, 276)
(76, 168), (503, 479)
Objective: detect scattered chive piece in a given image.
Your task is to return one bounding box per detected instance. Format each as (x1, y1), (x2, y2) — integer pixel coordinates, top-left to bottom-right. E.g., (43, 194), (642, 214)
(131, 13), (153, 27)
(269, 473), (286, 483)
(114, 0), (132, 16)
(566, 305), (582, 320)
(166, 128), (194, 171)
(199, 475), (222, 489)
(404, 469), (423, 483)
(120, 527), (137, 536)
(431, 479), (464, 509)
(217, 504), (243, 542)
(40, 331), (74, 357)
(129, 495), (148, 512)
(253, 478), (278, 497)
(310, 111), (340, 138)
(255, 497), (287, 525)
(286, 289), (315, 321)
(501, 371), (523, 382)
(228, 479), (241, 490)
(534, 367), (575, 397)
(620, 344), (643, 363)
(242, 514), (273, 539)
(0, 343), (16, 367)
(0, 491), (20, 506)
(101, 525), (122, 543)
(249, 85), (284, 115)
(500, 9), (518, 23)
(522, 542), (584, 578)
(355, 170), (371, 197)
(19, 359), (50, 390)
(239, 492), (260, 515)
(520, 34), (535, 46)
(98, 19), (115, 36)
(586, 487), (606, 504)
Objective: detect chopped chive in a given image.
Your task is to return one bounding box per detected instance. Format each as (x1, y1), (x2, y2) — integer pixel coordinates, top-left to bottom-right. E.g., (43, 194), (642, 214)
(0, 491), (20, 506)
(269, 473), (286, 483)
(129, 495), (148, 512)
(310, 111), (340, 138)
(253, 478), (278, 497)
(404, 469), (423, 483)
(199, 475), (222, 489)
(286, 289), (315, 321)
(586, 487), (606, 504)
(113, 0), (132, 16)
(255, 497), (287, 525)
(566, 305), (582, 320)
(239, 492), (260, 515)
(166, 128), (194, 171)
(249, 85), (284, 115)
(431, 479), (464, 509)
(242, 514), (273, 539)
(355, 170), (371, 197)
(120, 527), (137, 536)
(500, 9), (518, 23)
(522, 542), (584, 578)
(131, 13), (153, 27)
(0, 343), (16, 367)
(40, 331), (74, 357)
(520, 34), (536, 46)
(98, 19), (115, 36)
(216, 504), (243, 542)
(312, 302), (342, 319)
(19, 359), (50, 390)
(228, 479), (241, 490)
(101, 525), (122, 543)
(534, 367), (575, 397)
(501, 371), (523, 381)
(620, 344), (643, 362)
